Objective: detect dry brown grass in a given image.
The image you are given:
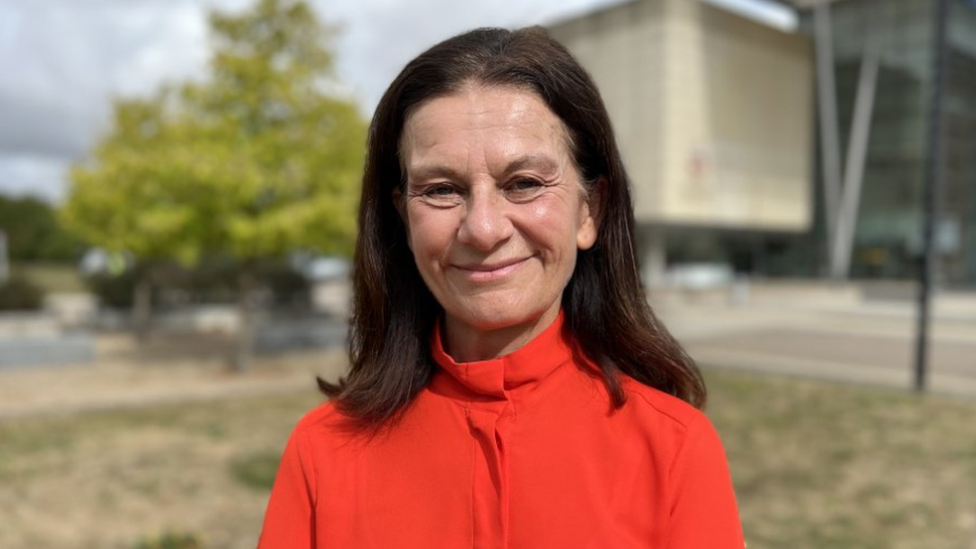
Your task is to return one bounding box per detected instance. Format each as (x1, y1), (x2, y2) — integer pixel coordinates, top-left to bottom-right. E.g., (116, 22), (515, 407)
(2, 347), (975, 549)
(707, 370), (976, 549)
(0, 333), (346, 549)
(0, 389), (324, 549)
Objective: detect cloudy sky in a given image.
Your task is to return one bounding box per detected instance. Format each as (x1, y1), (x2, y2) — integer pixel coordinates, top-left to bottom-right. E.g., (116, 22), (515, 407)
(0, 0), (794, 203)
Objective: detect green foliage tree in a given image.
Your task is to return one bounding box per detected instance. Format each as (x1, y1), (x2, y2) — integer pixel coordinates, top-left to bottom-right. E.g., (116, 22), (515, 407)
(64, 95), (212, 339)
(0, 194), (81, 262)
(181, 0), (363, 260)
(62, 0), (365, 366)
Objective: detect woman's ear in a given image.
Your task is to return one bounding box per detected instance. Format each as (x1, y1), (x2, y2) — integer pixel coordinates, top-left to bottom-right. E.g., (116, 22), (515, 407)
(576, 177), (605, 251)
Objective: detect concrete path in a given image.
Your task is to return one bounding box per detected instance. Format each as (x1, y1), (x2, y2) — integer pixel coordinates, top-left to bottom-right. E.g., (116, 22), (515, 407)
(0, 331), (349, 421)
(4, 281), (974, 419)
(653, 283), (976, 398)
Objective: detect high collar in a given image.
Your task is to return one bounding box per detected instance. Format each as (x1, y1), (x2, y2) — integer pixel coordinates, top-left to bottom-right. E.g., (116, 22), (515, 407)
(428, 312), (575, 412)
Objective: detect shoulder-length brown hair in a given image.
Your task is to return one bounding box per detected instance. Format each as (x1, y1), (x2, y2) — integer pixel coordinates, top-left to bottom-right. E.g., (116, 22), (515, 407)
(320, 26), (705, 427)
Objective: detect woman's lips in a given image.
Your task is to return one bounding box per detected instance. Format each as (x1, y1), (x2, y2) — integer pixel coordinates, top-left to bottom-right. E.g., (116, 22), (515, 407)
(453, 257), (531, 282)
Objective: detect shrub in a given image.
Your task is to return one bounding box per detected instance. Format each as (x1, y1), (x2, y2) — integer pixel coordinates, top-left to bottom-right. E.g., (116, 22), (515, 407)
(85, 269), (141, 308)
(0, 274), (44, 311)
(85, 257), (311, 310)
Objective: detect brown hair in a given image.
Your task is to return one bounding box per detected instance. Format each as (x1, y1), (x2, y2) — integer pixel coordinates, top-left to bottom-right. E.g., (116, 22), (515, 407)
(319, 26), (705, 427)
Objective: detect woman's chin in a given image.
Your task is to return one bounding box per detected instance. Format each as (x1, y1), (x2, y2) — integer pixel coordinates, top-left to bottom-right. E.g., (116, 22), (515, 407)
(445, 303), (558, 336)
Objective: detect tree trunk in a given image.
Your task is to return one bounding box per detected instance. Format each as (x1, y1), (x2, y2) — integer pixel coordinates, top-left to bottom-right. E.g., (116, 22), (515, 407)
(132, 272), (153, 344)
(233, 268), (256, 373)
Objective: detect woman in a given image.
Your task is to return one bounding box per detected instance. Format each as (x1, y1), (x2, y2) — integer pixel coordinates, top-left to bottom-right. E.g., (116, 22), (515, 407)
(258, 27), (744, 549)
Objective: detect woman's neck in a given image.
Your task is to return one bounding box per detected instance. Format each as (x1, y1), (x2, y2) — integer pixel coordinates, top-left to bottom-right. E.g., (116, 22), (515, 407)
(442, 308), (560, 363)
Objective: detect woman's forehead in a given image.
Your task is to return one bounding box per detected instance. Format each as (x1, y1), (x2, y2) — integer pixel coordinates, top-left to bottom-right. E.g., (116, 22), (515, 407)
(399, 85), (575, 174)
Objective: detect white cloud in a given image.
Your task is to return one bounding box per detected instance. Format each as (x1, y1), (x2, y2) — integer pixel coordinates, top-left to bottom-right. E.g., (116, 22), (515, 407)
(108, 3), (211, 97)
(0, 153), (71, 202)
(321, 0), (626, 112)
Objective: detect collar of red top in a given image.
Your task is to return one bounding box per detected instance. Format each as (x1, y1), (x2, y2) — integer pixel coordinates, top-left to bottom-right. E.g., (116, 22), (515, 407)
(428, 312), (576, 409)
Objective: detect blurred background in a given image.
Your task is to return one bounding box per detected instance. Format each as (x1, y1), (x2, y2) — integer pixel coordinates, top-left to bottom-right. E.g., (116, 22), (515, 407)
(1, 0), (975, 547)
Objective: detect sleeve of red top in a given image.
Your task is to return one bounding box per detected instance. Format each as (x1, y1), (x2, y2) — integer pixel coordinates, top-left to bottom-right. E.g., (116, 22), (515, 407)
(256, 420), (317, 549)
(666, 414), (745, 549)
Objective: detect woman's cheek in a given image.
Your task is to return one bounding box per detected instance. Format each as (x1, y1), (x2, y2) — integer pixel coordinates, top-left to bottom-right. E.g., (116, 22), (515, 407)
(409, 210), (457, 257)
(531, 202), (551, 220)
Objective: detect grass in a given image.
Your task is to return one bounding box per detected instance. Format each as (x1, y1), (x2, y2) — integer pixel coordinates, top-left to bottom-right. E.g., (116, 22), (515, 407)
(230, 451), (282, 492)
(705, 370), (976, 549)
(133, 531), (204, 549)
(1, 369), (975, 548)
(0, 391), (324, 549)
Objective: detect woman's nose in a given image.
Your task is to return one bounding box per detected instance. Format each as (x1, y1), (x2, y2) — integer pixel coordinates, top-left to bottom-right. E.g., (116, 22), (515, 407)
(456, 185), (514, 251)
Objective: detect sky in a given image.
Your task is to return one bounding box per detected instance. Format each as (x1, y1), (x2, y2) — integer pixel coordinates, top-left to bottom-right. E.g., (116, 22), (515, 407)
(0, 0), (795, 203)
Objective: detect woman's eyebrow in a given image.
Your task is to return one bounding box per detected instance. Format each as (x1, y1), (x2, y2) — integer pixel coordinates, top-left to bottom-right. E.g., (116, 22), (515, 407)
(504, 154), (560, 175)
(406, 164), (463, 183)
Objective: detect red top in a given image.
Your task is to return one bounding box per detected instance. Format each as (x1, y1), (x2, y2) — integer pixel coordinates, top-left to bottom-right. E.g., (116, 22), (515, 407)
(257, 314), (744, 548)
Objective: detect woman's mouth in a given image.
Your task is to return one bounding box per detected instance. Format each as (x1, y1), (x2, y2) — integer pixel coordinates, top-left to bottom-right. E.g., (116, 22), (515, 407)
(453, 257), (531, 282)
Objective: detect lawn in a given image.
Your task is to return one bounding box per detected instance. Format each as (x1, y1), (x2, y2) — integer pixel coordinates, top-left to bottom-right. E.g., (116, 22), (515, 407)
(1, 368), (974, 549)
(0, 390), (324, 549)
(707, 370), (976, 549)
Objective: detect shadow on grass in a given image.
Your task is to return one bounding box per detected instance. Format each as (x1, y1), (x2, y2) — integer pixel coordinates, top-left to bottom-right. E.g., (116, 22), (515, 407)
(230, 450), (280, 491)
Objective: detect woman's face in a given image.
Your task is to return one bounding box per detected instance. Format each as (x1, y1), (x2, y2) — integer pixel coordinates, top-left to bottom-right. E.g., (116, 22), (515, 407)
(399, 84), (598, 352)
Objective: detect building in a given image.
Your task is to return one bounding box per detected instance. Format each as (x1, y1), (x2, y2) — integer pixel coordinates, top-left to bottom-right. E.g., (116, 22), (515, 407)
(549, 0), (976, 287)
(785, 0), (976, 285)
(548, 0), (815, 286)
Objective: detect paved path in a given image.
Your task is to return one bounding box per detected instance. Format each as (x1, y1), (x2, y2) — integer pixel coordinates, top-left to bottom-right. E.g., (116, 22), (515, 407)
(654, 290), (976, 398)
(0, 331), (349, 421)
(4, 284), (975, 418)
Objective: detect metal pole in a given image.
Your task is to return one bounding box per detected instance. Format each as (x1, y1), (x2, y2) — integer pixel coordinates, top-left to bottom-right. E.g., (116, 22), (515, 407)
(813, 1), (843, 276)
(830, 25), (880, 279)
(914, 0), (950, 393)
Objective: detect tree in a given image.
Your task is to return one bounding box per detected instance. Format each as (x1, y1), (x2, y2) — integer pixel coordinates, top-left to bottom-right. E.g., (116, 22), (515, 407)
(63, 0), (366, 365)
(182, 0), (363, 260)
(64, 95), (213, 339)
(0, 194), (81, 262)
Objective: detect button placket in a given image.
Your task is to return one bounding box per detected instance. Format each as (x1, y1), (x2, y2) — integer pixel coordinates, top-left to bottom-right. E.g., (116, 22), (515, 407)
(467, 402), (512, 549)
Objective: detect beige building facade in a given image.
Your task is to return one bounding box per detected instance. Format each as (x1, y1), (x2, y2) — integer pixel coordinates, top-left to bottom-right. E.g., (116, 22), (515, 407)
(548, 0), (814, 282)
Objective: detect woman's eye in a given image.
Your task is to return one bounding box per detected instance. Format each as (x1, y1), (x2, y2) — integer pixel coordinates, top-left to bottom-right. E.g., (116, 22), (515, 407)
(512, 178), (541, 190)
(506, 177), (545, 199)
(418, 184), (462, 205)
(426, 185), (456, 196)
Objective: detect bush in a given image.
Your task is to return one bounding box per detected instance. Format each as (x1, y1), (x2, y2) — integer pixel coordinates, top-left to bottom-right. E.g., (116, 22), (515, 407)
(0, 194), (83, 262)
(255, 260), (312, 309)
(85, 268), (141, 308)
(84, 257), (311, 310)
(0, 274), (44, 311)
